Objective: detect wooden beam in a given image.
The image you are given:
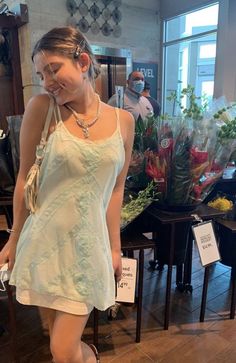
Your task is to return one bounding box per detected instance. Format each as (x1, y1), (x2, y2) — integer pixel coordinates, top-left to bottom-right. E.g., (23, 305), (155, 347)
(11, 27), (24, 115)
(0, 14), (16, 28)
(0, 4), (28, 29)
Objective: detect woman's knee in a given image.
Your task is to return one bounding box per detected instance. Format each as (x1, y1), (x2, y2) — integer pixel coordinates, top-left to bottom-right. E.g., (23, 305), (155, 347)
(50, 341), (83, 363)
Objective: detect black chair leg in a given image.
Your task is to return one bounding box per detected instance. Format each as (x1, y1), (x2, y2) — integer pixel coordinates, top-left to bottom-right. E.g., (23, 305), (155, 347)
(200, 266), (210, 322)
(6, 282), (18, 363)
(3, 206), (13, 228)
(230, 265), (236, 319)
(136, 249), (144, 343)
(93, 308), (99, 348)
(176, 264), (183, 285)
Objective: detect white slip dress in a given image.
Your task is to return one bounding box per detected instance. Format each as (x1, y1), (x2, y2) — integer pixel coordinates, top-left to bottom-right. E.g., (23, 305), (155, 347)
(10, 104), (125, 315)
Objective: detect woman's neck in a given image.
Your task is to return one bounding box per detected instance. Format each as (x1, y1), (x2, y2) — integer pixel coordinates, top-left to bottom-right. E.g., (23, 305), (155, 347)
(66, 87), (97, 117)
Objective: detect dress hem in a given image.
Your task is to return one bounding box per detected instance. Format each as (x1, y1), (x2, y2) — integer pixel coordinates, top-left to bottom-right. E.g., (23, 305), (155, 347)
(16, 289), (94, 315)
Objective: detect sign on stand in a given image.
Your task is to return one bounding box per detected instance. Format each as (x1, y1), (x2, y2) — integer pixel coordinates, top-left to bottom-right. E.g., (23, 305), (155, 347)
(116, 257), (137, 303)
(192, 221), (221, 267)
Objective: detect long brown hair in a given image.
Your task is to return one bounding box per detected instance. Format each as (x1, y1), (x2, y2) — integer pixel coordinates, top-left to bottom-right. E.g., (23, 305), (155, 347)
(32, 27), (100, 81)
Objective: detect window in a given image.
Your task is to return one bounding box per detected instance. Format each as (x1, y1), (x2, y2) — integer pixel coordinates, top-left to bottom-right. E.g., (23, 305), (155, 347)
(199, 43), (216, 59)
(162, 3), (219, 114)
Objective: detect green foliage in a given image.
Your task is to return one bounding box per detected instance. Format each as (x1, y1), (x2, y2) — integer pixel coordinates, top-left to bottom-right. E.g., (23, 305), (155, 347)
(167, 131), (192, 204)
(134, 114), (159, 152)
(135, 114), (159, 136)
(167, 85), (208, 120)
(166, 85), (236, 141)
(212, 103), (236, 140)
(121, 181), (158, 228)
(218, 117), (236, 140)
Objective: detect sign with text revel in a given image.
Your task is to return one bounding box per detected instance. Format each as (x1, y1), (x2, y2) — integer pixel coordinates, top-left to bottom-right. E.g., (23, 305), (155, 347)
(133, 62), (158, 98)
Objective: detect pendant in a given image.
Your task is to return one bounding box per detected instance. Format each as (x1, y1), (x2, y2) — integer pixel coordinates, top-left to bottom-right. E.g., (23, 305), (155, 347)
(82, 126), (89, 138)
(66, 94), (101, 139)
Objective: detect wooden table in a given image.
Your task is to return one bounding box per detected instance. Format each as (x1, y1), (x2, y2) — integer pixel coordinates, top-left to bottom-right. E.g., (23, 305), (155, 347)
(213, 219), (236, 319)
(143, 203), (225, 329)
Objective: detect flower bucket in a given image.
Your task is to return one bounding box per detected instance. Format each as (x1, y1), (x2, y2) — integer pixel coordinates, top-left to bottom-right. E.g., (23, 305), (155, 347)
(126, 91), (236, 268)
(129, 87), (236, 205)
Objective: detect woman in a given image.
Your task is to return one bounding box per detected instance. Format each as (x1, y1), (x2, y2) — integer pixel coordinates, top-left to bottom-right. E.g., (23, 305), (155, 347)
(0, 27), (134, 363)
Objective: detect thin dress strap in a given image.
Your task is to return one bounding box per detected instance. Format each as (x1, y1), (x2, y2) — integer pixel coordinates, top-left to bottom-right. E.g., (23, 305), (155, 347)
(114, 107), (121, 132)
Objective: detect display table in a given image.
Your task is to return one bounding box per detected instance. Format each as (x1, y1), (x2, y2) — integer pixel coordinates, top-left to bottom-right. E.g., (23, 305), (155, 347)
(143, 203), (225, 329)
(215, 219), (236, 319)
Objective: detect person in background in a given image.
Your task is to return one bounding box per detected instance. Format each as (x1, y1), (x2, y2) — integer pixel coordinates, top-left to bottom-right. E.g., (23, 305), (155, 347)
(0, 26), (134, 363)
(141, 80), (161, 117)
(108, 71), (153, 121)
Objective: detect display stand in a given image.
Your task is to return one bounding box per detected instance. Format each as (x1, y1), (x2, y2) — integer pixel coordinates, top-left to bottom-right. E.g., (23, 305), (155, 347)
(202, 219), (236, 321)
(145, 203), (225, 330)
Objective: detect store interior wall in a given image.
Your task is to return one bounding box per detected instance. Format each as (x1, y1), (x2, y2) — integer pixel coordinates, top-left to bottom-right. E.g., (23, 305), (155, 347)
(5, 0), (160, 105)
(6, 0), (236, 105)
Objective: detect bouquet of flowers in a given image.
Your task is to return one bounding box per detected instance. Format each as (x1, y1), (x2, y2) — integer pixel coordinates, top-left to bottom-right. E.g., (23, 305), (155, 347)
(120, 181), (157, 231)
(127, 86), (236, 210)
(121, 115), (159, 229)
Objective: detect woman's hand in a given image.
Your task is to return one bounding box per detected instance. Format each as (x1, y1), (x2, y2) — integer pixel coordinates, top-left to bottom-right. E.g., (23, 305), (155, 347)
(112, 250), (122, 283)
(0, 240), (17, 270)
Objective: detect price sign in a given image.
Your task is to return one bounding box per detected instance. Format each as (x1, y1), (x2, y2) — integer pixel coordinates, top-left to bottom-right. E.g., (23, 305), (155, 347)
(115, 85), (124, 108)
(116, 257), (137, 303)
(192, 221), (221, 267)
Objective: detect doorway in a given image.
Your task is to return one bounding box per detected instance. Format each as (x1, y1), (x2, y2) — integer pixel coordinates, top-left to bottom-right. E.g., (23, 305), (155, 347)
(91, 45), (132, 103)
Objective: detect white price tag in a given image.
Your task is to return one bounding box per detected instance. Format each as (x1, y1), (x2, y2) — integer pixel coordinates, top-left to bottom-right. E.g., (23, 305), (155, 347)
(116, 257), (137, 303)
(192, 221), (221, 267)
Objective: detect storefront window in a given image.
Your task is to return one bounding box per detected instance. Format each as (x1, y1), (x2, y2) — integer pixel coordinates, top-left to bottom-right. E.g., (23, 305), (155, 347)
(162, 3), (219, 114)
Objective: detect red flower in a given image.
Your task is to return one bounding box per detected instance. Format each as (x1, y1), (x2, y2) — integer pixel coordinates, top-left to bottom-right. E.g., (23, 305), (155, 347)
(145, 127), (153, 137)
(190, 147), (208, 165)
(146, 160), (162, 180)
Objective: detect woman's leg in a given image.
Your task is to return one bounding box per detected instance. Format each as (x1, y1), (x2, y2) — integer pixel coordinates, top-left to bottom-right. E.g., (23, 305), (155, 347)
(38, 307), (56, 336)
(50, 310), (97, 363)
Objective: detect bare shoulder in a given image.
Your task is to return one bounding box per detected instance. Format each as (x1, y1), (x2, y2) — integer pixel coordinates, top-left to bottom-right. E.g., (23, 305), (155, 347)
(23, 94), (51, 126)
(103, 102), (134, 125)
(119, 108), (135, 142)
(102, 102), (135, 144)
(119, 108), (135, 126)
(20, 93), (53, 147)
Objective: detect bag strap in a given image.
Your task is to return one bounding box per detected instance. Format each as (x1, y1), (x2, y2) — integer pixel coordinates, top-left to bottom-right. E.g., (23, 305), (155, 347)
(40, 96), (55, 144)
(53, 103), (61, 124)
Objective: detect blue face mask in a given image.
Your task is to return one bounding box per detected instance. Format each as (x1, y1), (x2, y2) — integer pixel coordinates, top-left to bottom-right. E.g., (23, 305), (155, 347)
(131, 80), (145, 94)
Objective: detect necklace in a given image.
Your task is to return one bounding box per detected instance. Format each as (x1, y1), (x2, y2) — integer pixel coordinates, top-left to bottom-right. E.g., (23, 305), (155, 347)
(66, 94), (101, 138)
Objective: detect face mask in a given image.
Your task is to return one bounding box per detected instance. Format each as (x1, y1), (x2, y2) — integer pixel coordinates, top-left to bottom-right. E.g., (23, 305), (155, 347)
(131, 80), (144, 94)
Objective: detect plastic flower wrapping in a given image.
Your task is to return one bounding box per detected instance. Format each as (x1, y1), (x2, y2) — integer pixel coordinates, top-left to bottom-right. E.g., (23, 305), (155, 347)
(126, 87), (236, 211)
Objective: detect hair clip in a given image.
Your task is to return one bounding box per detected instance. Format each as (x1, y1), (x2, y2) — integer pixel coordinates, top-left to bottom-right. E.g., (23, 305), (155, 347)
(74, 45), (80, 59)
(73, 39), (86, 59)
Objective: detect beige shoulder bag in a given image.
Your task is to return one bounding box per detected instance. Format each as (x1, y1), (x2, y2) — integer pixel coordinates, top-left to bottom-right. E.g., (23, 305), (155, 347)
(24, 96), (55, 213)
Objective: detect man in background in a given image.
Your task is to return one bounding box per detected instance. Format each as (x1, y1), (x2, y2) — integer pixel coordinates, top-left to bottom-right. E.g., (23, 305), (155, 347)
(108, 71), (153, 121)
(141, 80), (161, 117)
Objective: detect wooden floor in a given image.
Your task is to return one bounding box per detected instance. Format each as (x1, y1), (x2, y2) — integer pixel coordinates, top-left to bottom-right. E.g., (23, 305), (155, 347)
(1, 216), (236, 363)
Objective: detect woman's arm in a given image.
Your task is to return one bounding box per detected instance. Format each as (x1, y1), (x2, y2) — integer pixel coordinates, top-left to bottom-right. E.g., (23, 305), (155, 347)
(0, 94), (52, 269)
(106, 109), (135, 281)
